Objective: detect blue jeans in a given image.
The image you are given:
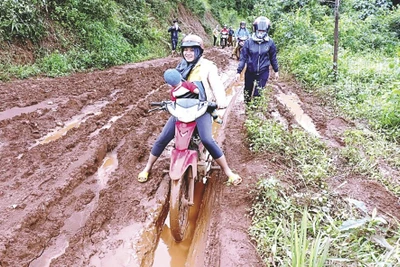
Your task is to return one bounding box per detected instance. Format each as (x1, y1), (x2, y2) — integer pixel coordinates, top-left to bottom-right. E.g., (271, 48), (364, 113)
(151, 112), (223, 159)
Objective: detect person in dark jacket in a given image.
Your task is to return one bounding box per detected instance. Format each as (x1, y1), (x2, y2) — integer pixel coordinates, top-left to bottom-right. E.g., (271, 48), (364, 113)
(231, 21), (250, 59)
(228, 26), (235, 47)
(234, 16), (279, 103)
(168, 19), (182, 55)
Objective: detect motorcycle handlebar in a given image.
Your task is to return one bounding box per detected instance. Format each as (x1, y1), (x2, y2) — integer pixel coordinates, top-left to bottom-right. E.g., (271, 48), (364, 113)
(150, 101), (164, 107)
(148, 100), (219, 114)
(208, 102), (217, 109)
(150, 100), (217, 108)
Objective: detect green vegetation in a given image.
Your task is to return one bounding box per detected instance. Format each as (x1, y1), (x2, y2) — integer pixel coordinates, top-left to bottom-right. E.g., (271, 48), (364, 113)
(0, 0), (195, 79)
(208, 0), (399, 138)
(250, 176), (400, 266)
(246, 91), (400, 265)
(259, 0), (400, 140)
(245, 1), (400, 263)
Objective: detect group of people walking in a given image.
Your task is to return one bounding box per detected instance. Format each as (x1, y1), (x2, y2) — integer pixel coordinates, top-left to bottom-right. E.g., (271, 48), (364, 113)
(139, 16), (279, 185)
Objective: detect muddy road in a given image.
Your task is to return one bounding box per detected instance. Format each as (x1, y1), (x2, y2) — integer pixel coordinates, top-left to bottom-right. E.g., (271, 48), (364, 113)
(1, 48), (399, 267)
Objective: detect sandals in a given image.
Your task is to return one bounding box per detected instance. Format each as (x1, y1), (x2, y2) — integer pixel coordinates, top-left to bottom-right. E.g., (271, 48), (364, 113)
(227, 173), (242, 186)
(137, 171), (149, 183)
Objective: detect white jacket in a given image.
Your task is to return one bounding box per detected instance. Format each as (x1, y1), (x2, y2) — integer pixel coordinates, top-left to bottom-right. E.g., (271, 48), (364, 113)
(187, 57), (227, 108)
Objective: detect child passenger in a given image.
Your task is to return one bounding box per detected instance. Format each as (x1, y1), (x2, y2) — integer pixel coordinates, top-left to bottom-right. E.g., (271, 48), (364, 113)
(163, 68), (199, 101)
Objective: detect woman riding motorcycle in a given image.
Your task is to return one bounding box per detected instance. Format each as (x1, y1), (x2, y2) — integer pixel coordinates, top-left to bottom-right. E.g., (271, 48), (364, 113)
(138, 34), (242, 186)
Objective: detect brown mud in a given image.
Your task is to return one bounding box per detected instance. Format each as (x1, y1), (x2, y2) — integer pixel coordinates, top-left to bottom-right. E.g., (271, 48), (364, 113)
(1, 47), (399, 267)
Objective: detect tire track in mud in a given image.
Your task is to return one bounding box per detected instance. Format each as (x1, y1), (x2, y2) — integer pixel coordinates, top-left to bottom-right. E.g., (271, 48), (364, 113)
(0, 58), (179, 266)
(0, 52), (234, 266)
(3, 46), (252, 267)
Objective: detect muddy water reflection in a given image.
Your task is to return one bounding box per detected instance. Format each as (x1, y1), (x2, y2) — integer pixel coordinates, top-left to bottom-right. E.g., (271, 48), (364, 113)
(30, 148), (119, 267)
(29, 100), (108, 148)
(42, 120), (82, 144)
(0, 99), (60, 121)
(97, 150), (119, 187)
(152, 182), (205, 267)
(275, 92), (320, 137)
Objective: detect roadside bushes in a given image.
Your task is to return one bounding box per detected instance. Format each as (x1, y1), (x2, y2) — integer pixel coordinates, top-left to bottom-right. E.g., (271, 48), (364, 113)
(246, 1), (400, 262)
(0, 0), (45, 41)
(0, 0), (177, 79)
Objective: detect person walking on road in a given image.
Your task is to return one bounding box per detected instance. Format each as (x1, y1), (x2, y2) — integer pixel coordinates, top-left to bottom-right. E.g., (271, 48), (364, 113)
(212, 25), (220, 46)
(228, 26), (235, 47)
(234, 16), (279, 103)
(168, 19), (182, 55)
(231, 21), (250, 59)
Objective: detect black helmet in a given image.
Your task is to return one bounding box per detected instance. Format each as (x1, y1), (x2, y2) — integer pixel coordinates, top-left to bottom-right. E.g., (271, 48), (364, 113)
(253, 16), (271, 39)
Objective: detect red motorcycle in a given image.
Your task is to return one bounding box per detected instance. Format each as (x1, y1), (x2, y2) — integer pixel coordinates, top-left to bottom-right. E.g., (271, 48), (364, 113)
(235, 36), (248, 59)
(149, 99), (221, 241)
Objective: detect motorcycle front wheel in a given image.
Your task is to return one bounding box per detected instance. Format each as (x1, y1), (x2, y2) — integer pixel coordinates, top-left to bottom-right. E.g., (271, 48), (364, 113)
(169, 167), (191, 242)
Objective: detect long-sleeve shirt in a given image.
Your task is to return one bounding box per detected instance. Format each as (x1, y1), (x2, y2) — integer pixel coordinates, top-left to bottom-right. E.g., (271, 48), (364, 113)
(237, 36), (279, 74)
(168, 25), (181, 40)
(235, 27), (250, 38)
(186, 57), (228, 108)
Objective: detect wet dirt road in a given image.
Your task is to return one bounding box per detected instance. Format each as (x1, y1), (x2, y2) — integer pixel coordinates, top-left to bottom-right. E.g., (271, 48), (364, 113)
(1, 48), (399, 267)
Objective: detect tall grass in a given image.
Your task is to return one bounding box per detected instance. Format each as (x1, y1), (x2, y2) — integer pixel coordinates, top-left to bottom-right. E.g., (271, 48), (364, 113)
(289, 209), (330, 267)
(253, 0), (400, 140)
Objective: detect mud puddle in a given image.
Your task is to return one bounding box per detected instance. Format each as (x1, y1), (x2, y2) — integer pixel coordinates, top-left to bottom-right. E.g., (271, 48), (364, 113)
(29, 100), (109, 148)
(273, 85), (320, 137)
(30, 145), (121, 267)
(0, 99), (64, 121)
(153, 182), (205, 267)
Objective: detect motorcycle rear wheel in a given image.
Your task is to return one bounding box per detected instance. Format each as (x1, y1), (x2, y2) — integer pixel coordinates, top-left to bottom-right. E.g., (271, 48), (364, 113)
(169, 168), (191, 242)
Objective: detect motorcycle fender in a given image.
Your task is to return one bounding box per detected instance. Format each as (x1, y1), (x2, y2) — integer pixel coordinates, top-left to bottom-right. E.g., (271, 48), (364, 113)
(169, 149), (198, 181)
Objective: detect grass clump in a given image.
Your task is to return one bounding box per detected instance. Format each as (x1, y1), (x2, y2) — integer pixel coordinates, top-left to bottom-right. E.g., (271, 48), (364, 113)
(250, 177), (400, 266)
(245, 86), (400, 266)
